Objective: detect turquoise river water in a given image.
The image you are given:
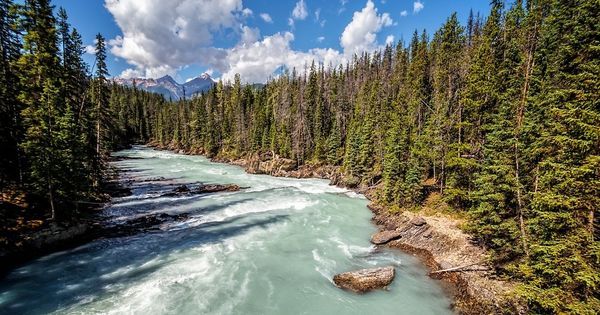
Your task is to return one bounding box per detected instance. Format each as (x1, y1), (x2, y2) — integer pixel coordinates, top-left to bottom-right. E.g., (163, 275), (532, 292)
(0, 146), (452, 314)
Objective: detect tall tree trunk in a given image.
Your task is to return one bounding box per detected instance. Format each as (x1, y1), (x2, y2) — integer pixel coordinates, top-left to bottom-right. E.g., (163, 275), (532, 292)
(48, 180), (55, 220)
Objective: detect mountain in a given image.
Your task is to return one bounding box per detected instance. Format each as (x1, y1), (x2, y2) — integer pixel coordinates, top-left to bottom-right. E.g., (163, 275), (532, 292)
(113, 73), (215, 100)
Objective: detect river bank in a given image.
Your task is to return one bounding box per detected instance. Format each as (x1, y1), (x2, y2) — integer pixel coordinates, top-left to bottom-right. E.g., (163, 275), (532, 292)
(2, 144), (519, 314)
(2, 146), (455, 314)
(154, 142), (522, 314)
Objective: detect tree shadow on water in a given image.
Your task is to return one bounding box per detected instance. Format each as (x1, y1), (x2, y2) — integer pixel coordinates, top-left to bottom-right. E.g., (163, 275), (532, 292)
(0, 212), (289, 315)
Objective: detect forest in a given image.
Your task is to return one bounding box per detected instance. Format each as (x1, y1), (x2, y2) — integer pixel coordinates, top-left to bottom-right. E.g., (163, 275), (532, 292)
(0, 0), (598, 314)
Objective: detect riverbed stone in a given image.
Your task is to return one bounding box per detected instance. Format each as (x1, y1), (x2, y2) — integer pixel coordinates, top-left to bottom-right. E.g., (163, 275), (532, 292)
(370, 230), (402, 245)
(195, 184), (241, 193)
(410, 216), (427, 226)
(333, 266), (395, 293)
(174, 185), (190, 193)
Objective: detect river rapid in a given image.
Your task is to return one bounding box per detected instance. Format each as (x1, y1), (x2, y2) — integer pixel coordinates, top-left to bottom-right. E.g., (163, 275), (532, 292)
(0, 146), (452, 315)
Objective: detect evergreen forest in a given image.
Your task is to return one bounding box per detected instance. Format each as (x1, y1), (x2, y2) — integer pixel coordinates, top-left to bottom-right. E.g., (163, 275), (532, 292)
(0, 0), (598, 313)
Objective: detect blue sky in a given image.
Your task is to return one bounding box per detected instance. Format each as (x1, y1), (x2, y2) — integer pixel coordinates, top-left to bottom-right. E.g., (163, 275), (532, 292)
(52, 0), (492, 83)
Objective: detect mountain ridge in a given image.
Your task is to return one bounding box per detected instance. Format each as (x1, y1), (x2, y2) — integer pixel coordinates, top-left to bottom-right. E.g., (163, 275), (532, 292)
(113, 73), (215, 100)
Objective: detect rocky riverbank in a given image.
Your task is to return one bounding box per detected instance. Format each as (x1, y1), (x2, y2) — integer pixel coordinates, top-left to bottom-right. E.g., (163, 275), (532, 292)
(0, 173), (245, 277)
(369, 203), (522, 314)
(152, 143), (522, 314)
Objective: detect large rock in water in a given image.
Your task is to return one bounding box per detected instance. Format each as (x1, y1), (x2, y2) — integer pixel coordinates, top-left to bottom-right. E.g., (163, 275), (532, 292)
(333, 266), (396, 293)
(370, 230), (402, 245)
(195, 184), (241, 193)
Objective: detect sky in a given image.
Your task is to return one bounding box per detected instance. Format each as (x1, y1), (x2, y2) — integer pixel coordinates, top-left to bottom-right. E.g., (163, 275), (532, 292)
(51, 0), (493, 84)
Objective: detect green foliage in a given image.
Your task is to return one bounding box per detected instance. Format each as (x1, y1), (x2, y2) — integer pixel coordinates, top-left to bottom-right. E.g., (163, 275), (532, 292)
(0, 0), (597, 312)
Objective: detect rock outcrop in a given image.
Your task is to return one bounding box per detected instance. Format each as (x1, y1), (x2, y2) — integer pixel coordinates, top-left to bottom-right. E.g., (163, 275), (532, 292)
(369, 203), (520, 314)
(333, 266), (396, 293)
(370, 230), (403, 245)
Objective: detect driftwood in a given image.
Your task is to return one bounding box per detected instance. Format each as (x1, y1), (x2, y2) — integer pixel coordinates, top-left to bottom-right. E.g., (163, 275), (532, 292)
(430, 261), (489, 275)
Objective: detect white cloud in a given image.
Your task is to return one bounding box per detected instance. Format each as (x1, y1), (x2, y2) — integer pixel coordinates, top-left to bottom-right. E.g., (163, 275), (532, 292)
(120, 68), (144, 79)
(240, 26), (260, 45)
(340, 0), (393, 55)
(260, 13), (273, 23)
(105, 0), (397, 84)
(105, 0), (244, 78)
(206, 32), (345, 83)
(385, 35), (394, 46)
(315, 8), (326, 27)
(84, 45), (96, 55)
(292, 0), (308, 20)
(400, 10), (408, 17)
(242, 8), (253, 17)
(413, 1), (424, 13)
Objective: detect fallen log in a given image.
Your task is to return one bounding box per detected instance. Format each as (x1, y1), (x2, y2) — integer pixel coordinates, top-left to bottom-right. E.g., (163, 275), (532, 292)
(429, 261), (489, 275)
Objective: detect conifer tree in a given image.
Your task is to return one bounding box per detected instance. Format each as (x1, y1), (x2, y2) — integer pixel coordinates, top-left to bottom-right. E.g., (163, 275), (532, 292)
(18, 0), (65, 219)
(0, 0), (22, 185)
(517, 0), (600, 312)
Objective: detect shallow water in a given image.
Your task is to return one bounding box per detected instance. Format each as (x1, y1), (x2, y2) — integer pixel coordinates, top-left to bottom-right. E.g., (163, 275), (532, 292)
(0, 146), (452, 315)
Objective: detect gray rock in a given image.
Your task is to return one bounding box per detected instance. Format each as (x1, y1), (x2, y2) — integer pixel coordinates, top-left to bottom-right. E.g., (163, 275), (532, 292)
(370, 230), (402, 245)
(333, 266), (395, 293)
(410, 216), (427, 226)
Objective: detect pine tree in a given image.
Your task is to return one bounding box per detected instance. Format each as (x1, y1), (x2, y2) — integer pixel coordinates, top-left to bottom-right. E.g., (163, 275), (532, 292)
(90, 33), (110, 176)
(18, 0), (66, 219)
(0, 0), (22, 185)
(517, 0), (600, 312)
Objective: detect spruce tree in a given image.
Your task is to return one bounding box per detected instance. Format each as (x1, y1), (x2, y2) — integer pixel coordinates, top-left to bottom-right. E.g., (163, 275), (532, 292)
(0, 0), (22, 185)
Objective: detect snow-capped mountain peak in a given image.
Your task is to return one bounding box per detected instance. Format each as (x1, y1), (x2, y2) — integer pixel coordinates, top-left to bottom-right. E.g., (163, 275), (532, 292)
(113, 73), (215, 100)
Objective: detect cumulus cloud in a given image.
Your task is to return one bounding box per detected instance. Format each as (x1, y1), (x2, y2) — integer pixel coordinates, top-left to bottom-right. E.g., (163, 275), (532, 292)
(413, 1), (424, 13)
(105, 0), (245, 78)
(340, 0), (393, 55)
(105, 0), (395, 83)
(240, 26), (261, 45)
(207, 32), (344, 83)
(400, 10), (408, 17)
(260, 13), (273, 23)
(292, 0), (308, 20)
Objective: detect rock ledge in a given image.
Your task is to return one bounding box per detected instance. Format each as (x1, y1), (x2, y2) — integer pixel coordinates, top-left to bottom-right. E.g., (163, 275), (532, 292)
(370, 230), (402, 245)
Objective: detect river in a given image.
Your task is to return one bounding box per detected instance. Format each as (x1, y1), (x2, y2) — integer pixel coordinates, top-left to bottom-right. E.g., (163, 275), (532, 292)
(0, 146), (452, 314)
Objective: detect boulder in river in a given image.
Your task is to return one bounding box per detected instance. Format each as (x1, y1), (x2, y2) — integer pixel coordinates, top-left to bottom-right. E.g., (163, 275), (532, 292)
(163, 183), (243, 197)
(370, 230), (402, 245)
(174, 185), (191, 193)
(195, 184), (242, 193)
(333, 266), (396, 293)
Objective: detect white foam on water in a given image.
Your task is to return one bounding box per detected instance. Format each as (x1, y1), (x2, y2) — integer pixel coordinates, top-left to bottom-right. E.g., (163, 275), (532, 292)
(199, 195), (317, 224)
(330, 235), (375, 259)
(312, 249), (337, 282)
(3, 146), (453, 315)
